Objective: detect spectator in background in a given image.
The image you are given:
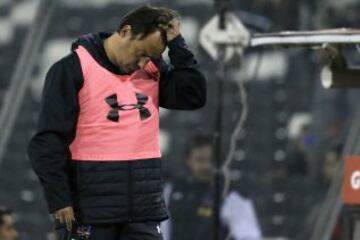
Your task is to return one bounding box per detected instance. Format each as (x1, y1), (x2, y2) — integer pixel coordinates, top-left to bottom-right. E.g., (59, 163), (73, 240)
(162, 134), (262, 240)
(322, 146), (342, 187)
(318, 145), (343, 240)
(298, 145), (343, 240)
(0, 206), (18, 240)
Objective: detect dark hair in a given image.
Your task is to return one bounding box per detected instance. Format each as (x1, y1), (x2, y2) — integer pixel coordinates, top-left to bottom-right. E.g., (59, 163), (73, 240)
(0, 206), (12, 227)
(185, 134), (214, 159)
(117, 6), (179, 43)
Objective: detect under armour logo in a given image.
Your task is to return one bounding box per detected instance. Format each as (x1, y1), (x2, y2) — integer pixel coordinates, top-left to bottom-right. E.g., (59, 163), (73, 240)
(105, 93), (151, 122)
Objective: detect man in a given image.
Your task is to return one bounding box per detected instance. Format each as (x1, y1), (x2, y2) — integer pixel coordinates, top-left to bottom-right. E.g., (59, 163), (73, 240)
(162, 135), (262, 240)
(0, 206), (18, 240)
(27, 6), (206, 240)
(299, 145), (343, 240)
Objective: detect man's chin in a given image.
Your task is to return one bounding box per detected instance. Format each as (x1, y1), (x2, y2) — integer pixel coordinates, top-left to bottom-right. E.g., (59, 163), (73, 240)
(123, 69), (135, 75)
(196, 174), (212, 183)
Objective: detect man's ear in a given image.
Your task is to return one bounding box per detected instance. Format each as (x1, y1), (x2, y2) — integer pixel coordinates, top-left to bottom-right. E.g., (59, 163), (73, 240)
(118, 25), (132, 38)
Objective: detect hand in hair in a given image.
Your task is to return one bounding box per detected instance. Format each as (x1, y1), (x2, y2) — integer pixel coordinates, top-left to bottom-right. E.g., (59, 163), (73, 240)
(159, 18), (180, 42)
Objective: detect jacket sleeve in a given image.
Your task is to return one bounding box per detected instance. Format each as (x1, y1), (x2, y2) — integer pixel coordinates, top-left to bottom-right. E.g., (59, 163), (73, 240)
(27, 53), (83, 213)
(155, 35), (207, 110)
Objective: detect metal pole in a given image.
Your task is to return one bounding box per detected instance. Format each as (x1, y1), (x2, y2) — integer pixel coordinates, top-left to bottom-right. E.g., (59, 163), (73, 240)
(0, 0), (56, 167)
(213, 1), (230, 240)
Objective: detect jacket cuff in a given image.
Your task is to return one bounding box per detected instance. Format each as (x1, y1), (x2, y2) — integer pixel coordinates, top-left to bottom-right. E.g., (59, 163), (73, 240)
(167, 34), (186, 49)
(44, 185), (73, 213)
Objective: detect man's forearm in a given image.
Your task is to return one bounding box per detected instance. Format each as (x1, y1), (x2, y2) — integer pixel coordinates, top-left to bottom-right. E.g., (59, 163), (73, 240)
(28, 135), (73, 213)
(168, 35), (198, 68)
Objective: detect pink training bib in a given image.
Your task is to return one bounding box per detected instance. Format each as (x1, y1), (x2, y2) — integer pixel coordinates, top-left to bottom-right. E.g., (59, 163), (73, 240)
(69, 46), (161, 161)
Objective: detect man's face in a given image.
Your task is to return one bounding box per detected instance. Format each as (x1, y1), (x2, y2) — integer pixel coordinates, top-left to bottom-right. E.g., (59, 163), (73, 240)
(0, 215), (18, 240)
(323, 150), (339, 181)
(116, 29), (166, 74)
(187, 145), (214, 183)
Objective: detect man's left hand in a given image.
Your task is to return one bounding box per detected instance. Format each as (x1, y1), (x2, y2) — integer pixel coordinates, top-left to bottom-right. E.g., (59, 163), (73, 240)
(159, 18), (180, 42)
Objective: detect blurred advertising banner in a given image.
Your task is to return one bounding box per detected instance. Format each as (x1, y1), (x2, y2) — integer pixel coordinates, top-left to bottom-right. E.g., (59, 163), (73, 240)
(343, 156), (360, 204)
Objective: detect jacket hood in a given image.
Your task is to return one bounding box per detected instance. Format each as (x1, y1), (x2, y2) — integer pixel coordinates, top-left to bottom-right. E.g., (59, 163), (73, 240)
(71, 32), (126, 75)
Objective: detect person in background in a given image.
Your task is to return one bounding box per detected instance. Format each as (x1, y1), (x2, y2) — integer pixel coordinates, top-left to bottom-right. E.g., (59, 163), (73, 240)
(286, 124), (311, 177)
(0, 206), (18, 240)
(298, 145), (343, 240)
(162, 134), (262, 240)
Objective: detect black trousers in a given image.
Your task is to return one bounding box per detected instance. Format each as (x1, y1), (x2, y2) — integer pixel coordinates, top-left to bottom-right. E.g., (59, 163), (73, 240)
(56, 221), (163, 240)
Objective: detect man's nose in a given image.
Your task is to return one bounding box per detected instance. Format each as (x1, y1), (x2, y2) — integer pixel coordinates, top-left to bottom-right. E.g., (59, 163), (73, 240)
(138, 57), (150, 69)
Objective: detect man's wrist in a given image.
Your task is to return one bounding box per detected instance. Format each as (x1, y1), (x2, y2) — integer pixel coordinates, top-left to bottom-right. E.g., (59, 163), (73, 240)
(167, 34), (185, 49)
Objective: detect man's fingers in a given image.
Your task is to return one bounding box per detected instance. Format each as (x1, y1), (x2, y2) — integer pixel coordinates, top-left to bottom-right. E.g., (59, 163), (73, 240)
(65, 214), (73, 231)
(70, 211), (75, 223)
(55, 211), (69, 225)
(53, 207), (75, 228)
(169, 18), (180, 28)
(64, 210), (74, 231)
(158, 23), (170, 31)
(58, 213), (65, 224)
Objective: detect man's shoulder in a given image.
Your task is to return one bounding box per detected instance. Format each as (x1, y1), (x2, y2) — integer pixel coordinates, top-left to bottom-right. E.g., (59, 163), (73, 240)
(47, 52), (83, 90)
(52, 52), (80, 70)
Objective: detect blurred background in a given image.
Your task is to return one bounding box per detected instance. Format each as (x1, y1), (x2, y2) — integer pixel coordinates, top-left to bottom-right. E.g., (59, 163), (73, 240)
(0, 0), (359, 239)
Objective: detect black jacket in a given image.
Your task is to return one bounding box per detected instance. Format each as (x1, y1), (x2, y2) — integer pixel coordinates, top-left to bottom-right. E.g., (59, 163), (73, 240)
(27, 32), (206, 224)
(167, 177), (229, 240)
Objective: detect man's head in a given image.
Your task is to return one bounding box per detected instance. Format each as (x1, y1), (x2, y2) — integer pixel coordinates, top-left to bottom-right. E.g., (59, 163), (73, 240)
(323, 145), (342, 182)
(185, 134), (214, 183)
(0, 207), (18, 240)
(109, 6), (179, 74)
